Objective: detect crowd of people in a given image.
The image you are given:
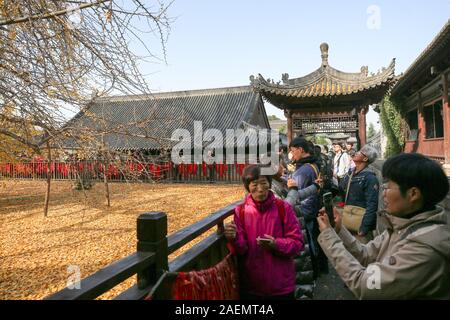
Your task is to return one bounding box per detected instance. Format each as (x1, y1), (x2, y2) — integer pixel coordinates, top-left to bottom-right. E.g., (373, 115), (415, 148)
(225, 137), (450, 300)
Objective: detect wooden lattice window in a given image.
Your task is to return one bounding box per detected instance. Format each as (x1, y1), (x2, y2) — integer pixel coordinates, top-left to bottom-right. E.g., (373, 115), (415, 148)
(424, 101), (443, 139)
(406, 109), (419, 141)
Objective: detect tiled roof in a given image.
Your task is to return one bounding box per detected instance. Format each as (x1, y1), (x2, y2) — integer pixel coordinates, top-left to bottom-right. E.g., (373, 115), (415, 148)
(251, 43), (395, 102)
(63, 86), (270, 150)
(392, 19), (450, 97)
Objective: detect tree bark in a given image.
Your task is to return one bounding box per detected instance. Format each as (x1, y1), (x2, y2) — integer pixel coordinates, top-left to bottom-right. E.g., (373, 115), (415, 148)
(103, 159), (111, 207)
(43, 142), (51, 217)
(102, 136), (111, 207)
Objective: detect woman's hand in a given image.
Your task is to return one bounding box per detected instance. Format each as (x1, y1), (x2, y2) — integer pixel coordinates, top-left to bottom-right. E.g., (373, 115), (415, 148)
(317, 207), (342, 233)
(287, 163), (296, 173)
(257, 234), (276, 251)
(287, 178), (297, 189)
(224, 221), (237, 241)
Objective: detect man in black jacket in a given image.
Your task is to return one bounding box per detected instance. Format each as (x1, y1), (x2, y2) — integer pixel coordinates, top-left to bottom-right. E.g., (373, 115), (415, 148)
(339, 145), (379, 243)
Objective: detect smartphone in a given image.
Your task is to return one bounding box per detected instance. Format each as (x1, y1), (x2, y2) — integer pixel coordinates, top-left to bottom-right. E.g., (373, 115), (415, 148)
(257, 237), (272, 244)
(323, 192), (335, 228)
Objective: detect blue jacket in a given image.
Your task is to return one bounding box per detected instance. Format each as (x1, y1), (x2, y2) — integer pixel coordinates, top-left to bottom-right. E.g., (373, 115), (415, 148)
(291, 156), (320, 221)
(339, 167), (379, 234)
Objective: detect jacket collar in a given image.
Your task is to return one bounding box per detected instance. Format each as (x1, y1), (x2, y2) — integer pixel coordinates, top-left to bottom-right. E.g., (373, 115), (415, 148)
(352, 166), (374, 176)
(295, 155), (317, 168)
(378, 207), (444, 232)
(245, 190), (276, 213)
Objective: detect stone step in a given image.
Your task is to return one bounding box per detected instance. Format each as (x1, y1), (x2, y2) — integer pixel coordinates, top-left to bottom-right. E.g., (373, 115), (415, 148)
(295, 284), (314, 299)
(294, 256), (312, 272)
(296, 271), (314, 285)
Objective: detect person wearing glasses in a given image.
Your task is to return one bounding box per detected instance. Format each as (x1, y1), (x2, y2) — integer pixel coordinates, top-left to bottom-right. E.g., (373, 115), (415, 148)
(316, 153), (450, 299)
(338, 145), (379, 243)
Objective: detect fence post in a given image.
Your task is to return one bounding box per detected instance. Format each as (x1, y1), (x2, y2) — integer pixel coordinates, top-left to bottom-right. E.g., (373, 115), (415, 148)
(136, 212), (168, 290)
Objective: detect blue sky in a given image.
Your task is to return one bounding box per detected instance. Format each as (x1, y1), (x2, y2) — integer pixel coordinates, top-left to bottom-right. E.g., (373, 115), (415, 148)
(139, 0), (450, 127)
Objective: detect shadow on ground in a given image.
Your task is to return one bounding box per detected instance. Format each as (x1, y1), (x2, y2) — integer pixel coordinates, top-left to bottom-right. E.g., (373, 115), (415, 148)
(313, 262), (356, 300)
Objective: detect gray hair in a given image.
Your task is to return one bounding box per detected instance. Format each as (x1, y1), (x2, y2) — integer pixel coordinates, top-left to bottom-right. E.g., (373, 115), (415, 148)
(360, 145), (378, 164)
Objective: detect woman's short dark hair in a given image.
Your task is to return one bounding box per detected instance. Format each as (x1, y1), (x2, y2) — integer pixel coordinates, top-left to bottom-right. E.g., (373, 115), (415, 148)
(382, 153), (449, 208)
(306, 141), (315, 154)
(242, 164), (272, 192)
(289, 137), (309, 151)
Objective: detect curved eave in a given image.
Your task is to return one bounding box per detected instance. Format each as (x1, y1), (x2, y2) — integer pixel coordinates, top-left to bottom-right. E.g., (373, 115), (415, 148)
(252, 59), (395, 99)
(259, 83), (392, 109)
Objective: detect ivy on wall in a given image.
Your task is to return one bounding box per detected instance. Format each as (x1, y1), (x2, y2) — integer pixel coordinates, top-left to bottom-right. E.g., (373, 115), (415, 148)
(379, 93), (405, 158)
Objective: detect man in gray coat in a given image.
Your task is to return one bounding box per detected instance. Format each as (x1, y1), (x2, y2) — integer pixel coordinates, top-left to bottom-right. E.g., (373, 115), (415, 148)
(317, 153), (450, 299)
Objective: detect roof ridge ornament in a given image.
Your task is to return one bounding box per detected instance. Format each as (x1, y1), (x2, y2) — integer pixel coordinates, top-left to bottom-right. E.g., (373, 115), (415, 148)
(320, 42), (329, 67)
(361, 66), (369, 77)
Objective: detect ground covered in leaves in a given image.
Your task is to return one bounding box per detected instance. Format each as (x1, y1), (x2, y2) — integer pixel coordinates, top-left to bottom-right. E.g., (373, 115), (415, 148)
(0, 180), (245, 300)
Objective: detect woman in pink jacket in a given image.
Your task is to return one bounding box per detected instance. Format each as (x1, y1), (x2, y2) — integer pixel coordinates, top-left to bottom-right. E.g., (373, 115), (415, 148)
(225, 164), (304, 299)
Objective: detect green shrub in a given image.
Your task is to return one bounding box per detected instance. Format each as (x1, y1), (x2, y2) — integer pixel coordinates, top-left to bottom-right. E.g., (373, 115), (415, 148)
(379, 94), (405, 158)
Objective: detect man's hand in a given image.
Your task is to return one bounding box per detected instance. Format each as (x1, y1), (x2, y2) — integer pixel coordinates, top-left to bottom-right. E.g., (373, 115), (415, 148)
(224, 221), (237, 241)
(257, 234), (276, 251)
(317, 207), (342, 233)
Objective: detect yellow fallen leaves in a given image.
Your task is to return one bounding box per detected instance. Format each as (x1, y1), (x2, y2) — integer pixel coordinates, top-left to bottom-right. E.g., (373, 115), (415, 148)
(0, 180), (245, 300)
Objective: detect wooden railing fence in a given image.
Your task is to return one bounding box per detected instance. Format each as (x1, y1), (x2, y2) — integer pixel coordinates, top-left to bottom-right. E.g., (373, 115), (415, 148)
(45, 201), (240, 300)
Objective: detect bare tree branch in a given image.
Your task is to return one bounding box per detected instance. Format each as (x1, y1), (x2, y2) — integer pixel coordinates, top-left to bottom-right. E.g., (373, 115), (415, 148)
(0, 0), (111, 26)
(1, 0), (173, 162)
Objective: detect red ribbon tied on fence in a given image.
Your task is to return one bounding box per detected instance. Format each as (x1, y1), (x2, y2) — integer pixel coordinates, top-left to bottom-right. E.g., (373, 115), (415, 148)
(171, 253), (239, 300)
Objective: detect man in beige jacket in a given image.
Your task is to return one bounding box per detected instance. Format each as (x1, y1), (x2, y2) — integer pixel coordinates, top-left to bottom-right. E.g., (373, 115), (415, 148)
(317, 153), (450, 299)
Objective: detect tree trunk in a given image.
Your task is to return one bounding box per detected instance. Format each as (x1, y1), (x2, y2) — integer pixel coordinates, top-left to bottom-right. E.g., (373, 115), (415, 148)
(101, 136), (111, 207)
(43, 142), (51, 217)
(103, 159), (111, 207)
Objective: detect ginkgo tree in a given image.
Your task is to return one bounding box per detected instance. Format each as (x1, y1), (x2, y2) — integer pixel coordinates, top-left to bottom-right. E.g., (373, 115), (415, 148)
(0, 0), (173, 215)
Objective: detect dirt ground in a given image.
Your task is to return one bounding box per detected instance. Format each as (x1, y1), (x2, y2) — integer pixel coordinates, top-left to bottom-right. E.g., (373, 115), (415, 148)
(0, 180), (245, 300)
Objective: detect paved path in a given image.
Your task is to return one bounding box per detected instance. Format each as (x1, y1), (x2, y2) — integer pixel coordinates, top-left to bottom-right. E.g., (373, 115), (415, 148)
(313, 262), (356, 300)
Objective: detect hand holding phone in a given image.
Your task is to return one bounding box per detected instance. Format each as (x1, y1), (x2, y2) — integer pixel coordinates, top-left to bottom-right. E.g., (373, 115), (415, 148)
(257, 235), (276, 251)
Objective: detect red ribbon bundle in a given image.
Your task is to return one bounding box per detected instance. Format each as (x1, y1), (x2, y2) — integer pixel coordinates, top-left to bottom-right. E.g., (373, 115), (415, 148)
(172, 253), (239, 300)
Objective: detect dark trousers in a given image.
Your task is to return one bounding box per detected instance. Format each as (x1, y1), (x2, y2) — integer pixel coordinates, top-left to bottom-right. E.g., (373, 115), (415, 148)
(304, 218), (329, 278)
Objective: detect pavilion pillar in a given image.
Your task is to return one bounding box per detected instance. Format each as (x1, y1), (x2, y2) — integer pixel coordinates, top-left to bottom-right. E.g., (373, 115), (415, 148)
(285, 110), (293, 146)
(442, 72), (450, 176)
(358, 106), (368, 147)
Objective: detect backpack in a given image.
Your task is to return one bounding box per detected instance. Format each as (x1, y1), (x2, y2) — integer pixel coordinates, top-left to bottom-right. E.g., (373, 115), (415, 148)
(238, 198), (286, 236)
(306, 163), (319, 180)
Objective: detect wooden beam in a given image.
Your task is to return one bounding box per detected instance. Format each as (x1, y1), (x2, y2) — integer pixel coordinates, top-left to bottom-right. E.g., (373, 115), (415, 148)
(167, 202), (239, 255)
(442, 72), (450, 168)
(169, 233), (224, 272)
(44, 252), (155, 300)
